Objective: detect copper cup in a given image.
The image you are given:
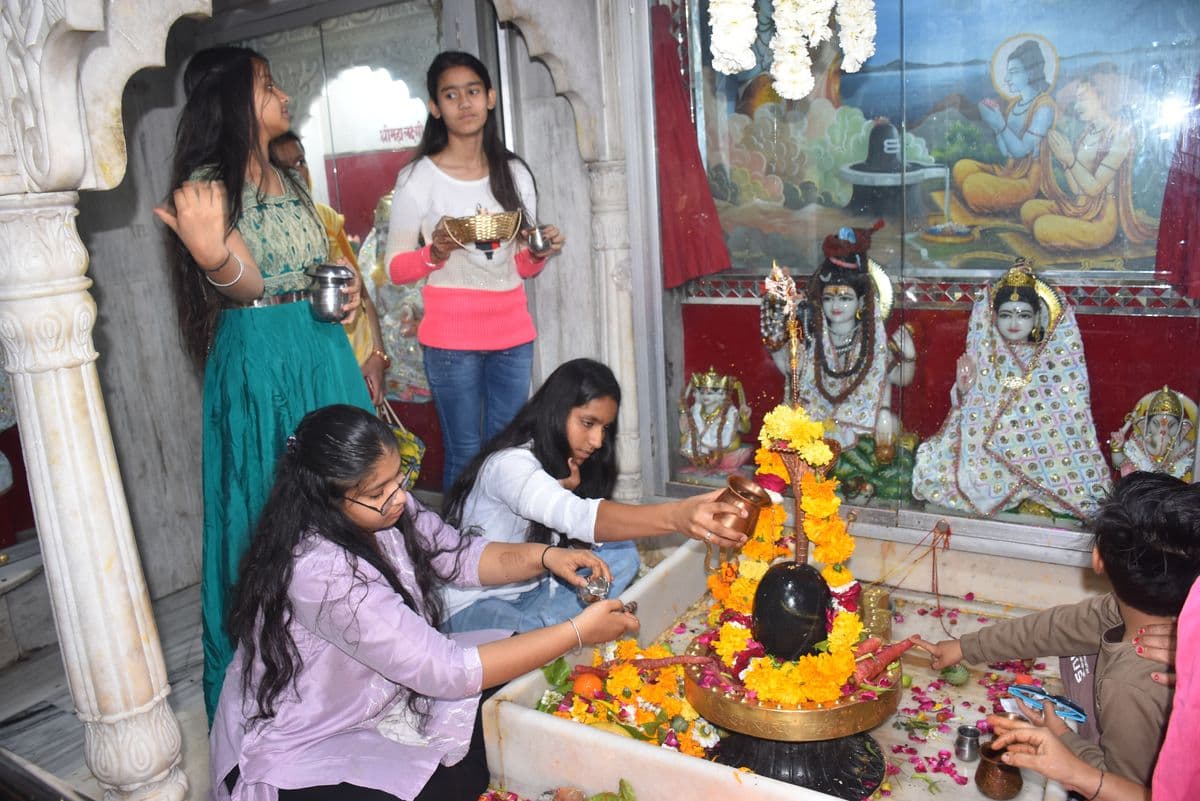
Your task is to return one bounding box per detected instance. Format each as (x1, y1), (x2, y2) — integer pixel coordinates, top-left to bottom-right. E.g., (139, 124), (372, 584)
(974, 741), (1023, 800)
(713, 474), (772, 539)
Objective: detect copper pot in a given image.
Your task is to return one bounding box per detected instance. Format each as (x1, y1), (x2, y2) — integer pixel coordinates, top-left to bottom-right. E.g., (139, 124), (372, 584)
(974, 741), (1023, 800)
(714, 474), (772, 538)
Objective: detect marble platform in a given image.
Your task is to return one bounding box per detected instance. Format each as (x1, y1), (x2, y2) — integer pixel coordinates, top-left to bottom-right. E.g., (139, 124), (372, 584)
(483, 539), (1073, 800)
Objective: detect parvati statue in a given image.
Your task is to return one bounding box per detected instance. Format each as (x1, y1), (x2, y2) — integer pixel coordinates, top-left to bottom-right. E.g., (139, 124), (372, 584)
(912, 259), (1111, 518)
(1109, 386), (1196, 481)
(678, 367), (753, 471)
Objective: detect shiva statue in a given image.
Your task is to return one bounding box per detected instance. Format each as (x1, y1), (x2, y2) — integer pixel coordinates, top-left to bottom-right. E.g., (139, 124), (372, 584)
(1109, 386), (1196, 481)
(912, 259), (1111, 519)
(761, 221), (918, 501)
(678, 367), (753, 472)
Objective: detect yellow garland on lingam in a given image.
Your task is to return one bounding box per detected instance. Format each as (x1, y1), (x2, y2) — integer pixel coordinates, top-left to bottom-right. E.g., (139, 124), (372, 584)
(704, 404), (862, 706)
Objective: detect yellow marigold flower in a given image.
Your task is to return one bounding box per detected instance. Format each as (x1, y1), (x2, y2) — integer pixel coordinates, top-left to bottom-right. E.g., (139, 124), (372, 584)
(727, 576), (758, 614)
(813, 529), (855, 565)
(827, 612), (864, 655)
(760, 405), (825, 450)
(714, 622), (754, 664)
(754, 446), (789, 480)
(661, 694), (683, 718)
(679, 697), (700, 721)
(822, 562), (855, 586)
(642, 643), (672, 660)
(797, 439), (833, 467)
(802, 493), (841, 520)
(614, 639), (641, 661)
(605, 663), (643, 700)
(570, 696), (593, 720)
(803, 515), (846, 546)
(738, 559), (768, 582)
(742, 536), (777, 563)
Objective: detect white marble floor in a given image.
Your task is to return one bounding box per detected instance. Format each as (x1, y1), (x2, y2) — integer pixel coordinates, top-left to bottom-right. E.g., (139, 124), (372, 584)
(0, 582), (211, 800)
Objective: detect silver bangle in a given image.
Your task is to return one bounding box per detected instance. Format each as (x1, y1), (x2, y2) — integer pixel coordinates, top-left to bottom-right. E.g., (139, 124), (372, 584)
(205, 250), (246, 288)
(566, 617), (583, 651)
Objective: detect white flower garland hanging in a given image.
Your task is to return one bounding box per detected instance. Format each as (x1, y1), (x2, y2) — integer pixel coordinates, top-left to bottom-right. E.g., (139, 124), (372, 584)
(708, 0), (758, 75)
(709, 0), (877, 100)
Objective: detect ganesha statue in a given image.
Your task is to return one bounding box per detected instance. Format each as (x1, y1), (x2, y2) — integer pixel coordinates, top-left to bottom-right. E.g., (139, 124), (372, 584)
(678, 367), (753, 472)
(1110, 386), (1196, 481)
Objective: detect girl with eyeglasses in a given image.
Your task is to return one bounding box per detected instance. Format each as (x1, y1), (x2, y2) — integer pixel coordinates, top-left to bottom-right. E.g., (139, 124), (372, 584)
(209, 404), (635, 801)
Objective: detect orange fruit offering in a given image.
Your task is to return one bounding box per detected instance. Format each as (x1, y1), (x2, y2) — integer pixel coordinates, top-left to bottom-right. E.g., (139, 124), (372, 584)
(572, 672), (604, 700)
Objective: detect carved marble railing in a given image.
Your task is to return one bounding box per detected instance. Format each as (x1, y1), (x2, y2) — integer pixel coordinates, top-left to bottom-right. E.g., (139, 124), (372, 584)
(0, 2), (210, 799)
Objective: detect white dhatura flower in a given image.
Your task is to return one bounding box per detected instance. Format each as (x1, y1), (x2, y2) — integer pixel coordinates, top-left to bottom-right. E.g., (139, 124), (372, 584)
(709, 0), (758, 75)
(835, 0), (878, 72)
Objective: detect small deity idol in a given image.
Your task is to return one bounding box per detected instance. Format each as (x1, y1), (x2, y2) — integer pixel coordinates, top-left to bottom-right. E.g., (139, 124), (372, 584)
(678, 367), (752, 471)
(912, 259), (1111, 518)
(1109, 386), (1196, 481)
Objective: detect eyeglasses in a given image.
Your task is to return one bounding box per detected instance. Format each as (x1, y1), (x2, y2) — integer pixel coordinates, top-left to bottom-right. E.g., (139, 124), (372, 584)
(344, 481), (406, 517)
(1008, 683), (1088, 723)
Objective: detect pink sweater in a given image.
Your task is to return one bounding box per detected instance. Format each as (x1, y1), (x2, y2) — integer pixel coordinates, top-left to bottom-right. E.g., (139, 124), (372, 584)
(1152, 576), (1200, 799)
(389, 245), (547, 350)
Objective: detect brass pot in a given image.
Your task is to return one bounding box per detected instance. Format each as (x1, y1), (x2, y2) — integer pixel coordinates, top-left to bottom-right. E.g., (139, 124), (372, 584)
(974, 741), (1023, 800)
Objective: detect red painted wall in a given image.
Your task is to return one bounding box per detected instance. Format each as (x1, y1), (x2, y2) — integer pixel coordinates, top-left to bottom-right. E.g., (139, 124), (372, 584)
(324, 148), (418, 241)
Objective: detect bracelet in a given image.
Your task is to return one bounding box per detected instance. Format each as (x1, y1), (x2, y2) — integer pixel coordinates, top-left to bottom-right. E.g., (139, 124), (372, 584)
(1086, 770), (1104, 801)
(540, 544), (555, 571)
(423, 245), (443, 269)
(369, 348), (392, 368)
(566, 617), (584, 651)
(198, 250), (232, 273)
(205, 250), (246, 288)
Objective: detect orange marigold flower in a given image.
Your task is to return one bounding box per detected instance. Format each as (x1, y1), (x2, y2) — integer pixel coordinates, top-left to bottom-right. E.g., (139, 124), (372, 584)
(727, 576), (758, 614)
(614, 639), (641, 661)
(605, 663), (642, 700)
(813, 529), (855, 565)
(754, 446), (790, 481)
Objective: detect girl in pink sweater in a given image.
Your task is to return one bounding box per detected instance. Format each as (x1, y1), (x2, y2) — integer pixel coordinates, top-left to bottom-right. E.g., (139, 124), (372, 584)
(385, 51), (564, 490)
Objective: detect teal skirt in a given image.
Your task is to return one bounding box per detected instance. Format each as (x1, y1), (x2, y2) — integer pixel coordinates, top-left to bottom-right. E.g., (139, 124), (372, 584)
(200, 301), (371, 720)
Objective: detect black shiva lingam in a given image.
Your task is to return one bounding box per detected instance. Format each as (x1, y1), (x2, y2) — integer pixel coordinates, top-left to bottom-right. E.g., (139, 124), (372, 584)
(683, 459), (899, 800)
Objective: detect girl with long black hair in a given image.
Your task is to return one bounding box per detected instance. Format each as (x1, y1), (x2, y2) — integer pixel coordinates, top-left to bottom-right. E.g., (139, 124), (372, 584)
(210, 404), (634, 801)
(154, 46), (372, 720)
(441, 358), (747, 633)
(384, 50), (565, 490)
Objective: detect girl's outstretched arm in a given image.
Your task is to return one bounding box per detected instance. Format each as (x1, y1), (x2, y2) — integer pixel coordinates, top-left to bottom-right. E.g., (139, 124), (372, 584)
(478, 600), (638, 688)
(594, 488), (748, 549)
(476, 541), (612, 589)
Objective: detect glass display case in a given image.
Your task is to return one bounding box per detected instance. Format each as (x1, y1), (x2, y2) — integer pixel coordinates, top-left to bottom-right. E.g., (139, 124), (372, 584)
(652, 0), (1200, 552)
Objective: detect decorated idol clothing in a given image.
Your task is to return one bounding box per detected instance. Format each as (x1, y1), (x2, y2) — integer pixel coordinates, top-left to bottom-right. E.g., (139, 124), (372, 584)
(911, 292), (1111, 518)
(1119, 435), (1195, 481)
(779, 310), (890, 449)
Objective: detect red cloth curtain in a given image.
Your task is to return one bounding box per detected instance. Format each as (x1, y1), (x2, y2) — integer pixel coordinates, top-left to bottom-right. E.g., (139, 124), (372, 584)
(1155, 70), (1200, 299)
(652, 5), (732, 289)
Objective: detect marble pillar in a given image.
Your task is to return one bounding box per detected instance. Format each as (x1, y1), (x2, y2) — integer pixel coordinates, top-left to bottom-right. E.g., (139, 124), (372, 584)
(0, 1), (209, 797)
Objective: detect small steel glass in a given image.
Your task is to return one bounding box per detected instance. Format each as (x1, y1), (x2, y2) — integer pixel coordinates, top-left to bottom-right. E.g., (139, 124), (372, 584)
(578, 574), (610, 604)
(528, 225), (553, 258)
(954, 725), (981, 762)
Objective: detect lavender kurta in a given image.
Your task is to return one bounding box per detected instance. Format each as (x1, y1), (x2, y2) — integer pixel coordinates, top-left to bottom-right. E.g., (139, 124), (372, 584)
(208, 496), (501, 801)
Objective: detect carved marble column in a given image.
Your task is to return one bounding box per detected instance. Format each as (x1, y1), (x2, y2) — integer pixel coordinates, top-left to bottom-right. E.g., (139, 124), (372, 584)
(0, 196), (186, 799)
(588, 160), (642, 501)
(0, 1), (208, 797)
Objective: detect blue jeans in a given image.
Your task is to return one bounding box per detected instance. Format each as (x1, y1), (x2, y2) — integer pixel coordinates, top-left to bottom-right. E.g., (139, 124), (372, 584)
(443, 541), (642, 633)
(423, 343), (534, 490)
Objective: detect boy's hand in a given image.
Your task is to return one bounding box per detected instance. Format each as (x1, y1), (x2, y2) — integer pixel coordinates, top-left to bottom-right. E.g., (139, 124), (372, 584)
(1015, 696), (1071, 736)
(912, 637), (963, 669)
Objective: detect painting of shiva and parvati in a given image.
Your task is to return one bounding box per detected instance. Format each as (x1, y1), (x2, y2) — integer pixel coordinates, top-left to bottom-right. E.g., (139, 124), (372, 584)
(695, 0), (1197, 279)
